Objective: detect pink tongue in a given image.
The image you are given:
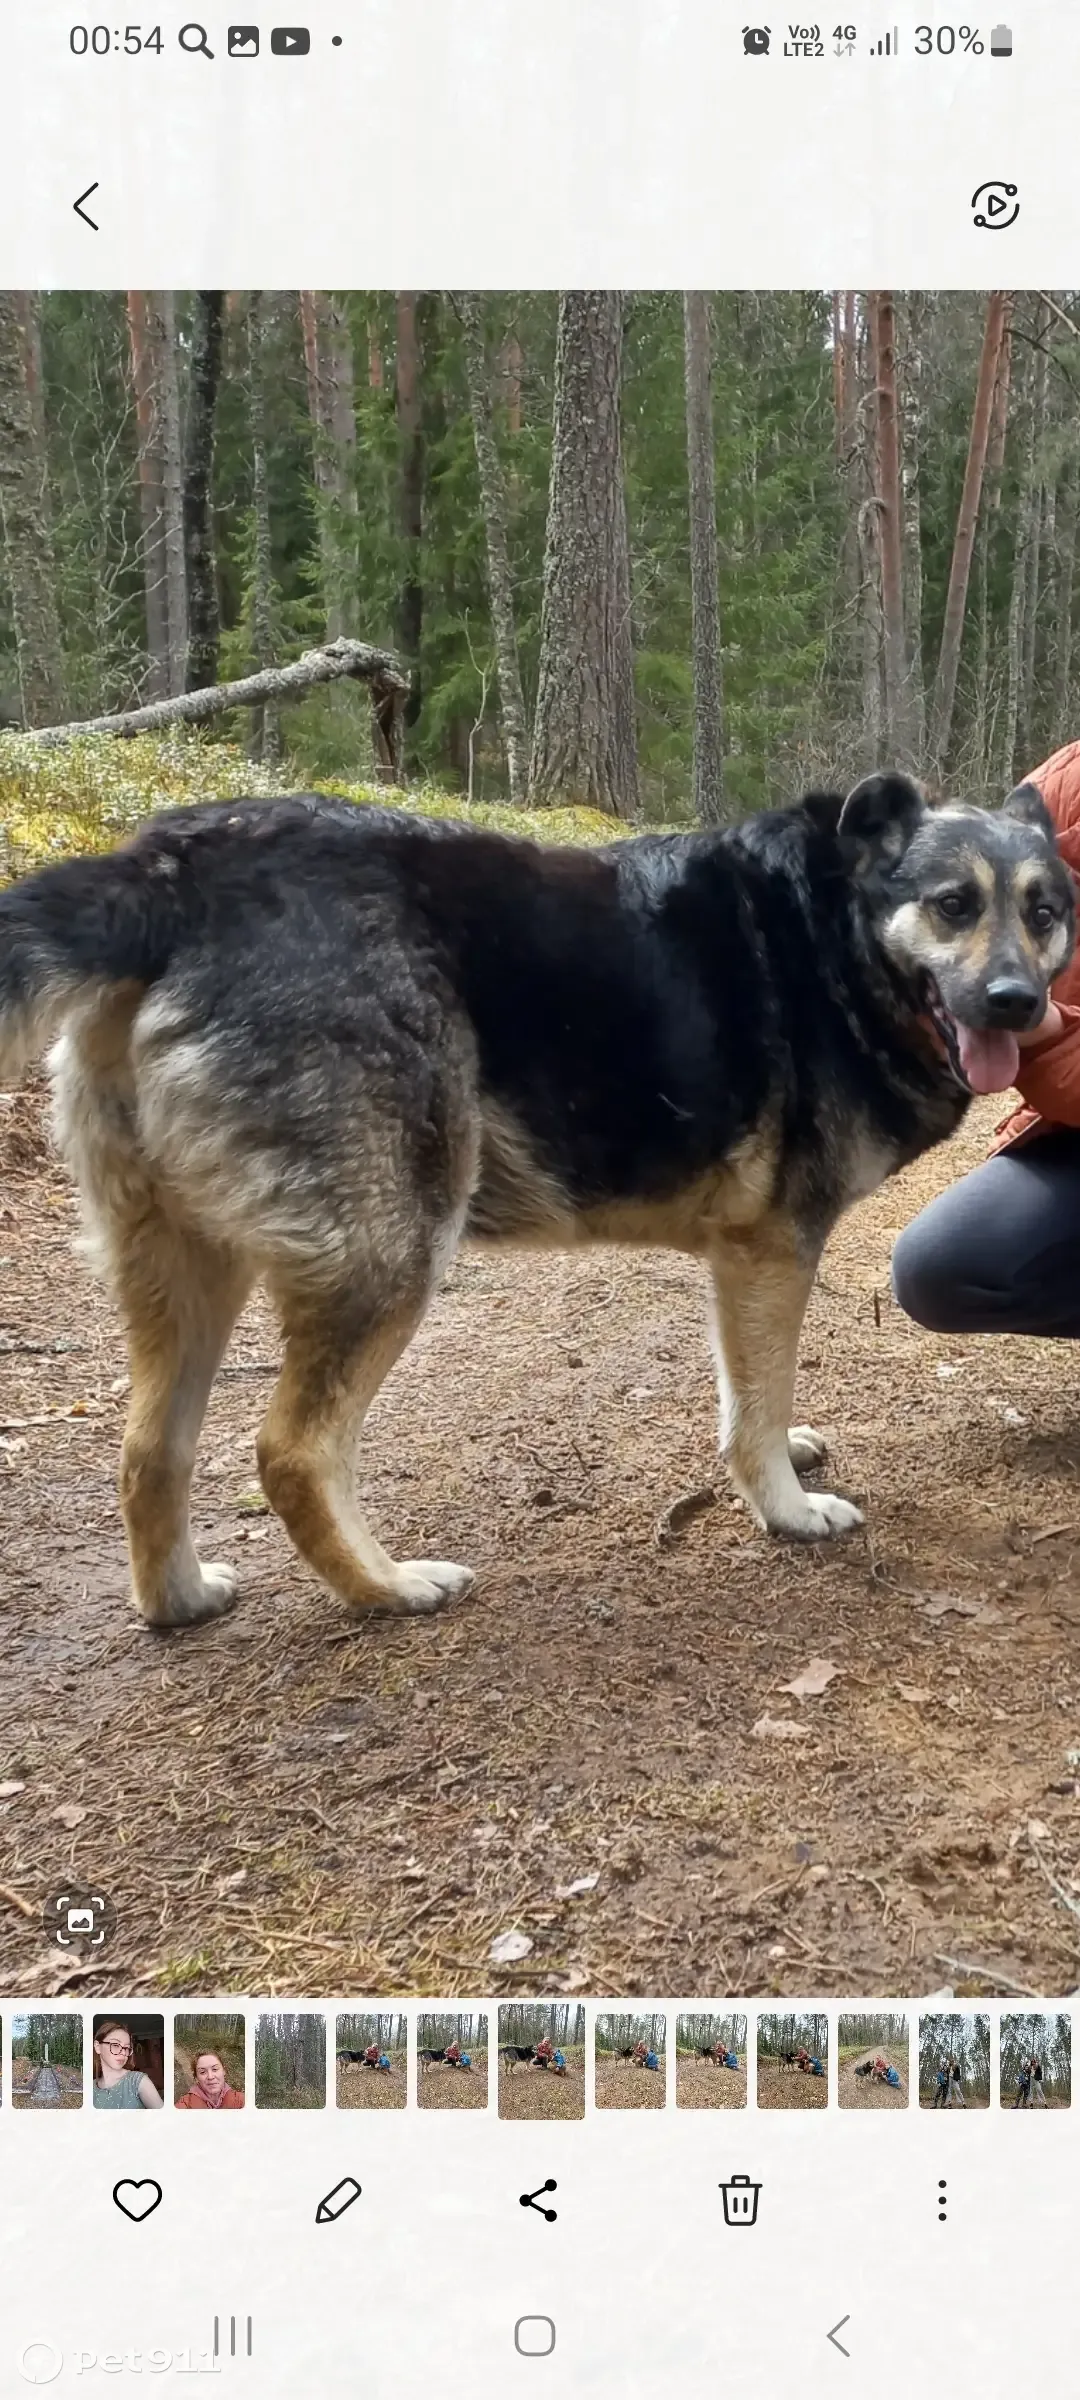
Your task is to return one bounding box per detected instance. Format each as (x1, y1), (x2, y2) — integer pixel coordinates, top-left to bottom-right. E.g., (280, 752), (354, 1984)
(956, 1025), (1021, 1095)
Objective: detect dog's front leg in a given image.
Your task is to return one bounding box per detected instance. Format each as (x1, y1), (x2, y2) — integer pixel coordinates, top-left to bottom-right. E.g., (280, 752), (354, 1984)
(707, 1220), (863, 1540)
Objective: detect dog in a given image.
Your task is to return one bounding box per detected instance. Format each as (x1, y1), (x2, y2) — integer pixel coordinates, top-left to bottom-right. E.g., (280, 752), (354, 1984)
(0, 773), (1072, 1629)
(499, 2045), (537, 2072)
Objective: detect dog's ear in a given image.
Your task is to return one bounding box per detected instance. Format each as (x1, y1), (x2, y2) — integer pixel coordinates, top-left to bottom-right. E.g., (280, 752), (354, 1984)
(1002, 780), (1054, 840)
(838, 772), (925, 868)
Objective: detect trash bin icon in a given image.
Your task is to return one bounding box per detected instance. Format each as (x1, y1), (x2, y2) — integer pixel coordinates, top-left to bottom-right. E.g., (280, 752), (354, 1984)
(719, 2173), (762, 2226)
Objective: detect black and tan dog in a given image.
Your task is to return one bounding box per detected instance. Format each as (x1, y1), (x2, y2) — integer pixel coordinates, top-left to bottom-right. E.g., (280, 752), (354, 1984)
(0, 771), (1072, 1628)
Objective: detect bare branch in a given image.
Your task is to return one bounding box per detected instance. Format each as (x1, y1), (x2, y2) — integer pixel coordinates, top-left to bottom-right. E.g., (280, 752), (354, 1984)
(23, 638), (410, 751)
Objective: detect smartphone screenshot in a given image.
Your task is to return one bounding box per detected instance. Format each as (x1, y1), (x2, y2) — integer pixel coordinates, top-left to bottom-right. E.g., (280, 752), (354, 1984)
(1, 2), (1078, 2392)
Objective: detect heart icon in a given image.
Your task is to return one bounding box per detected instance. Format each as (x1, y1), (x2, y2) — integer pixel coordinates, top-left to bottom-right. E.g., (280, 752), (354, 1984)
(112, 2179), (163, 2223)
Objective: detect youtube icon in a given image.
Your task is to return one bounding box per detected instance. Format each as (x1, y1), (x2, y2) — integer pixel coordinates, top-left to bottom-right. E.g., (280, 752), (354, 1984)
(271, 25), (311, 52)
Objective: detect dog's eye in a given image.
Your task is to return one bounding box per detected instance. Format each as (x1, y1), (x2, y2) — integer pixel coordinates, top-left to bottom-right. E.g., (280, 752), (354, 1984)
(1031, 903), (1057, 933)
(934, 893), (971, 922)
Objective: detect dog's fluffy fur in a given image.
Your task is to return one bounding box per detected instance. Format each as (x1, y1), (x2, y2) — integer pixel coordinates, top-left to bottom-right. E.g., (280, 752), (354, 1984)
(0, 772), (1072, 1627)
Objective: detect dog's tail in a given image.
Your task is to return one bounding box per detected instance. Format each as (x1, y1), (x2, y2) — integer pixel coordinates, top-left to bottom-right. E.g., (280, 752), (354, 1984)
(0, 845), (188, 1083)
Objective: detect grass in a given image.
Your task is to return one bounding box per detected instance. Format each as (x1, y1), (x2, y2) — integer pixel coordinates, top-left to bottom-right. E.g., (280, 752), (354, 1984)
(0, 728), (630, 883)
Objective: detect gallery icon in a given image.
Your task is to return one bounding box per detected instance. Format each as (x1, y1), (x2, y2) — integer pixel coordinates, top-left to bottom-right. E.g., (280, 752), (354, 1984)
(228, 26), (260, 53)
(742, 25), (771, 52)
(41, 1885), (115, 1951)
(271, 25), (311, 50)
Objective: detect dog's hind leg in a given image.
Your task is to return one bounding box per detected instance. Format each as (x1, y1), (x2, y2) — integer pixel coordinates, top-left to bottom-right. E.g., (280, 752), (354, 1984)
(116, 1228), (253, 1626)
(708, 1221), (863, 1540)
(256, 1277), (473, 1615)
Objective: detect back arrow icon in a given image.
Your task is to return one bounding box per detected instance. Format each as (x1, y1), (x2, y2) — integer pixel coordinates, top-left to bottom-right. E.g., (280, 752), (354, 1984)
(74, 183), (99, 229)
(827, 2316), (851, 2358)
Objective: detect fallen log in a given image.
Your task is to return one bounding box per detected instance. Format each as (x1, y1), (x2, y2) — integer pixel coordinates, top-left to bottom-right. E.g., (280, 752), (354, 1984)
(22, 638), (409, 760)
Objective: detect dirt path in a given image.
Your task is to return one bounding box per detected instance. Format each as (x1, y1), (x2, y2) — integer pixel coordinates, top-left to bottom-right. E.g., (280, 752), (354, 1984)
(837, 2045), (907, 2108)
(594, 2055), (664, 2108)
(758, 2060), (827, 2108)
(676, 2056), (747, 2109)
(498, 2056), (584, 2119)
(3, 1083), (1080, 2000)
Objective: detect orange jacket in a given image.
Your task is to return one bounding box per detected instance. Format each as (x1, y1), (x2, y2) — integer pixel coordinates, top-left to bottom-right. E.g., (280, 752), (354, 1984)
(990, 740), (1080, 1152)
(175, 2083), (244, 2109)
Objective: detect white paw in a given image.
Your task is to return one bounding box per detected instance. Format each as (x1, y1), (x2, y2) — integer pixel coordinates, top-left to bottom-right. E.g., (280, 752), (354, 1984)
(788, 1423), (828, 1473)
(772, 1491), (864, 1541)
(389, 1559), (475, 1615)
(138, 1560), (240, 1627)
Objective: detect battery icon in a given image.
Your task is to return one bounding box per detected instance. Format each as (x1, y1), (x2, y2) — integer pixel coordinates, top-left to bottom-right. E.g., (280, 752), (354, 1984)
(990, 23), (1013, 53)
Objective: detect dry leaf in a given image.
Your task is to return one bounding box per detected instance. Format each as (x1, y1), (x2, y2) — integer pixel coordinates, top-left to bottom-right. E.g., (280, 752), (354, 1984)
(752, 1714), (812, 1742)
(52, 1802), (86, 1829)
(782, 1656), (840, 1701)
(896, 1685), (933, 1705)
(0, 1780), (26, 1799)
(489, 1929), (533, 1964)
(235, 1486), (269, 1516)
(1027, 1819), (1050, 1844)
(919, 1593), (982, 1621)
(555, 1874), (599, 1899)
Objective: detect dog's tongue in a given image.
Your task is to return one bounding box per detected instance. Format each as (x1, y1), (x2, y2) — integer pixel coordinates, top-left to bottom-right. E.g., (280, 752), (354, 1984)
(956, 1024), (1021, 1095)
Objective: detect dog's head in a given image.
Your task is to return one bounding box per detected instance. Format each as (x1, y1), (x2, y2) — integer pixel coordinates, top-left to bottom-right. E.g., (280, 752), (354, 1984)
(838, 771), (1076, 1093)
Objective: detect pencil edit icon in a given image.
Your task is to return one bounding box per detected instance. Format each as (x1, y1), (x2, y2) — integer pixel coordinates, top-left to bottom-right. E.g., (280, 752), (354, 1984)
(316, 2175), (362, 2224)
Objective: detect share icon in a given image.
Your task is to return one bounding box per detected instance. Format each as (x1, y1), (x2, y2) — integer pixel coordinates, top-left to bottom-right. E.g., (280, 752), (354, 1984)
(519, 2178), (558, 2221)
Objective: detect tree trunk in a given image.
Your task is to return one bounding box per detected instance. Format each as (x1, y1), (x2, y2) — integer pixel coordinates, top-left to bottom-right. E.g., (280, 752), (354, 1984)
(183, 290), (225, 692)
(248, 293), (281, 763)
(857, 299), (884, 769)
(127, 291), (169, 701)
(457, 293), (531, 807)
(529, 292), (639, 818)
(1001, 338), (1040, 788)
(1020, 302), (1051, 760)
(872, 294), (912, 765)
(29, 639), (408, 748)
(0, 290), (66, 725)
(159, 293), (188, 699)
(974, 304), (1013, 787)
(126, 292), (187, 700)
(395, 292), (424, 738)
(500, 329), (524, 434)
(1053, 455), (1078, 732)
(298, 291), (360, 641)
(683, 292), (726, 825)
(928, 291), (1011, 776)
(899, 290), (929, 757)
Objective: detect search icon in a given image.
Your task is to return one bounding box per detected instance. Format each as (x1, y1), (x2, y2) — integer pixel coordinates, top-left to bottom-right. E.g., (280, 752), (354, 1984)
(179, 21), (214, 54)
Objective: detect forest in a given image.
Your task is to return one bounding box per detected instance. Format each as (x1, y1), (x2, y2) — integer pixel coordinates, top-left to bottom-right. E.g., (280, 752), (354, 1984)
(498, 2002), (584, 2051)
(998, 2011), (1071, 2106)
(918, 2014), (992, 2106)
(173, 2011), (245, 2100)
(2, 291), (1077, 839)
(837, 2011), (908, 2057)
(254, 2011), (326, 2109)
